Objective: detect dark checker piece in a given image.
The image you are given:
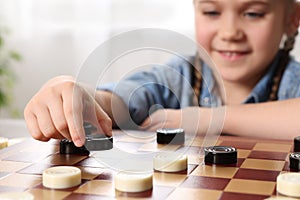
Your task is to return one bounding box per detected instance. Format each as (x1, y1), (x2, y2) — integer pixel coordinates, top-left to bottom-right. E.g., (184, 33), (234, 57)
(156, 128), (185, 145)
(294, 136), (300, 152)
(85, 134), (113, 151)
(289, 152), (300, 171)
(60, 139), (90, 155)
(204, 146), (237, 165)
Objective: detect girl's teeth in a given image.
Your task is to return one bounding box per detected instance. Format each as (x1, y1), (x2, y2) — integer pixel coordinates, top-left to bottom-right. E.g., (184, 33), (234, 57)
(225, 52), (237, 56)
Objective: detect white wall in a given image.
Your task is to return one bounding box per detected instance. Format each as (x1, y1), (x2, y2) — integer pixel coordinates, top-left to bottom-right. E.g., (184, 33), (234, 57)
(0, 0), (300, 118)
(0, 0), (194, 117)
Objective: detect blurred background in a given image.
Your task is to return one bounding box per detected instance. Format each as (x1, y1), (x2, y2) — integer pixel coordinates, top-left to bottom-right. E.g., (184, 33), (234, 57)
(0, 0), (195, 121)
(0, 0), (299, 124)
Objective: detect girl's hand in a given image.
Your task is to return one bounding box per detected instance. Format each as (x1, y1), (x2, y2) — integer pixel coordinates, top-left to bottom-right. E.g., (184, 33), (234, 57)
(24, 75), (112, 147)
(140, 107), (207, 135)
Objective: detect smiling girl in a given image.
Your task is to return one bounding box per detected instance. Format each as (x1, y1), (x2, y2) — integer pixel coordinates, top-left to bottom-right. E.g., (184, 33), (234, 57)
(24, 0), (300, 146)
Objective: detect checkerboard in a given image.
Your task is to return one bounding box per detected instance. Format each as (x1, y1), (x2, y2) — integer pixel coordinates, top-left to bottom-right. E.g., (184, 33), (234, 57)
(0, 130), (295, 200)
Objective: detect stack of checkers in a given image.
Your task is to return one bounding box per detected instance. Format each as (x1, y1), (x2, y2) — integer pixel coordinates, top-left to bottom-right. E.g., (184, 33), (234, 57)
(275, 136), (300, 198)
(289, 136), (300, 171)
(204, 146), (238, 165)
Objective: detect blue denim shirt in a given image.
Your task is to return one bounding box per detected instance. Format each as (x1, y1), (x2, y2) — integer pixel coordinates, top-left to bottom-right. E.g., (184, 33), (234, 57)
(99, 51), (300, 125)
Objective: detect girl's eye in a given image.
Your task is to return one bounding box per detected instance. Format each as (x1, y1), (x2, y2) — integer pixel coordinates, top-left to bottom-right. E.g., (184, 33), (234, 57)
(244, 12), (265, 19)
(203, 11), (220, 16)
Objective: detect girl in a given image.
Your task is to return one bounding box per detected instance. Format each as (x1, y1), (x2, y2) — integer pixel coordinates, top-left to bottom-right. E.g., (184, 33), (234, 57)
(24, 0), (300, 147)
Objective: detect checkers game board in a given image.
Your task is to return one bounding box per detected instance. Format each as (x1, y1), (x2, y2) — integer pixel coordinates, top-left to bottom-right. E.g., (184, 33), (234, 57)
(0, 130), (297, 200)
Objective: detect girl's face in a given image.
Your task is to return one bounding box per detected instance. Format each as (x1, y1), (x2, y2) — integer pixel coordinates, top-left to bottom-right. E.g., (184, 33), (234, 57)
(194, 0), (295, 85)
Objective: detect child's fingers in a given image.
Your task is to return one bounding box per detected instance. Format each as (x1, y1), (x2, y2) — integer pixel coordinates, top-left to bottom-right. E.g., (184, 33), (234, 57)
(79, 86), (113, 137)
(140, 119), (164, 132)
(24, 111), (50, 142)
(35, 105), (61, 139)
(139, 117), (151, 130)
(95, 103), (112, 137)
(81, 93), (112, 137)
(140, 116), (161, 131)
(48, 95), (72, 141)
(62, 88), (85, 147)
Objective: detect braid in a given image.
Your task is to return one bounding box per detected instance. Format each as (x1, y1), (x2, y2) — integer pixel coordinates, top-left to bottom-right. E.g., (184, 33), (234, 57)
(269, 31), (298, 101)
(192, 52), (202, 105)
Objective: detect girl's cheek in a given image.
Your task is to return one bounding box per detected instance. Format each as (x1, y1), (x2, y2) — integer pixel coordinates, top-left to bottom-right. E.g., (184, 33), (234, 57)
(195, 28), (212, 51)
(194, 18), (215, 50)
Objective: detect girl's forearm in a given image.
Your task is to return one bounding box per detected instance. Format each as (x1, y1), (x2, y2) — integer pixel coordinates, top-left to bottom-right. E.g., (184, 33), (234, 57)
(223, 98), (300, 139)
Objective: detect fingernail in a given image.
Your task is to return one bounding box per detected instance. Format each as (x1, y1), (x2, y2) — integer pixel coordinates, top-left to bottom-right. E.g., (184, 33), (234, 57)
(74, 137), (84, 147)
(104, 123), (112, 136)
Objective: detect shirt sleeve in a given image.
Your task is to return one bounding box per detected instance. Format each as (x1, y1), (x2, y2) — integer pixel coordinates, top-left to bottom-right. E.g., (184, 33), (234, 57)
(98, 56), (195, 125)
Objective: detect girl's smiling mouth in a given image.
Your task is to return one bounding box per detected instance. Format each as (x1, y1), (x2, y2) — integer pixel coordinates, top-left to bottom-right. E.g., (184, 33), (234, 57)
(217, 50), (250, 61)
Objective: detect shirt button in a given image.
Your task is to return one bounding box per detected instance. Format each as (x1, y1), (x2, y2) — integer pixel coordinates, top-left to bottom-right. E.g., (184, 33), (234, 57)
(203, 97), (210, 105)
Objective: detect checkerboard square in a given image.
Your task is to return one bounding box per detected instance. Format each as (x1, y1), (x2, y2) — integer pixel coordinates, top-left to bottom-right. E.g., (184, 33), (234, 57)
(64, 193), (111, 200)
(17, 163), (53, 175)
(220, 192), (269, 200)
(74, 180), (114, 197)
(224, 179), (275, 195)
(27, 188), (71, 200)
(0, 173), (41, 188)
(248, 151), (289, 161)
(241, 159), (285, 171)
(116, 185), (174, 199)
(0, 161), (31, 173)
(191, 165), (238, 179)
(40, 154), (87, 165)
(0, 186), (25, 193)
(180, 175), (230, 190)
(237, 149), (251, 159)
(4, 151), (53, 163)
(154, 172), (187, 187)
(167, 188), (222, 200)
(234, 168), (280, 181)
(253, 143), (292, 152)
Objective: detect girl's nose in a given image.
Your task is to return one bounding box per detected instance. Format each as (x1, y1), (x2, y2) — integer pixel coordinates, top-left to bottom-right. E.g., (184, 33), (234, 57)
(219, 15), (244, 42)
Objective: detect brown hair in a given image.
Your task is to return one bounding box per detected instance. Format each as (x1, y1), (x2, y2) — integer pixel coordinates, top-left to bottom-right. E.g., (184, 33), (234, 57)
(269, 0), (299, 100)
(269, 31), (298, 101)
